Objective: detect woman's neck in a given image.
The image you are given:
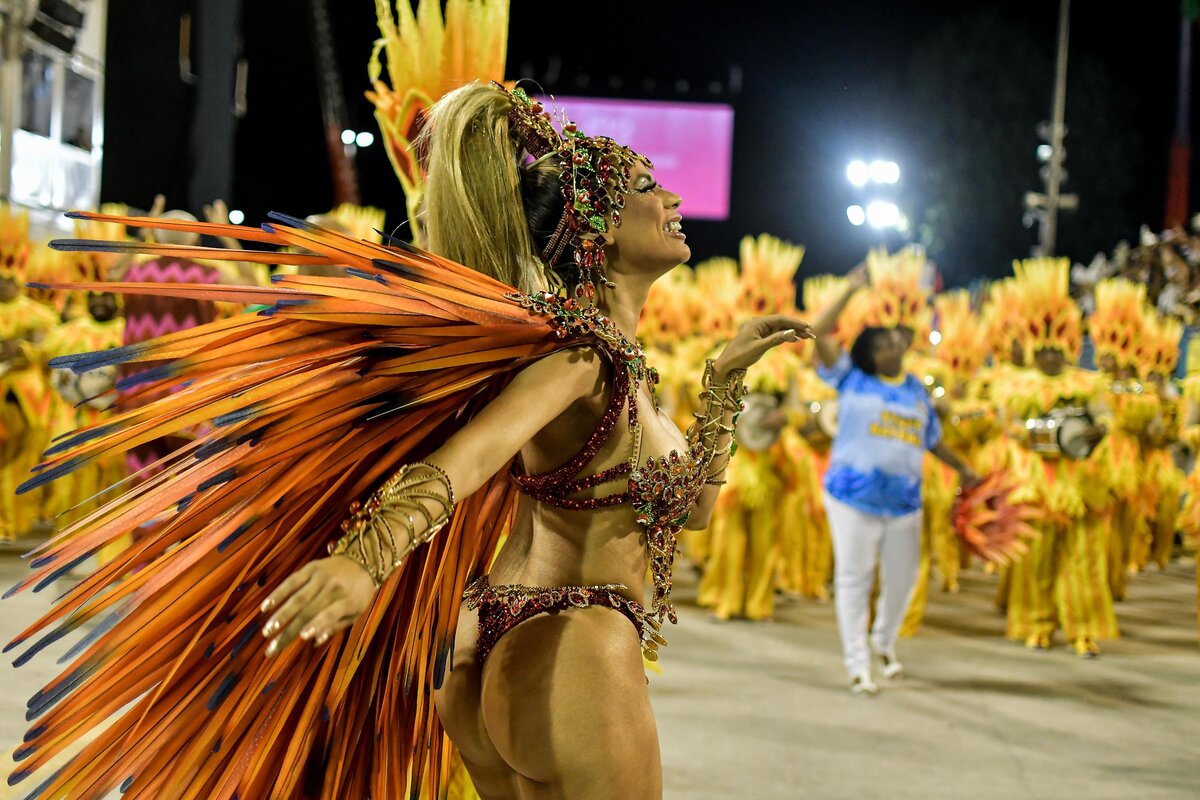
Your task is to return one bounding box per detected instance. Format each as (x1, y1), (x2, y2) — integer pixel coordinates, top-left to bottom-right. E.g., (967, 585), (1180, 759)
(596, 272), (653, 342)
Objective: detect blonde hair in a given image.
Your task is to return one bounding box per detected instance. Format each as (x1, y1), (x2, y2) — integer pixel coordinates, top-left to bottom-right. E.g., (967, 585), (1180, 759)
(421, 82), (548, 293)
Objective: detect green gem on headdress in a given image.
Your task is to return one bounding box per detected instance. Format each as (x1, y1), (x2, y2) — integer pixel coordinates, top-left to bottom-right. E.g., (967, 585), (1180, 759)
(589, 216), (607, 232)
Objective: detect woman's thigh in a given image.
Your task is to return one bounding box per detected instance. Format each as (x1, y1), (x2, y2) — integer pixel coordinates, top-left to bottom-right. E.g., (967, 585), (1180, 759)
(481, 605), (662, 800)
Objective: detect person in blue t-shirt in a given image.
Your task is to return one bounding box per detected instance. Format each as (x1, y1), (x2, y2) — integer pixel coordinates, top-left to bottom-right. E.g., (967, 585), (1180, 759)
(812, 265), (978, 695)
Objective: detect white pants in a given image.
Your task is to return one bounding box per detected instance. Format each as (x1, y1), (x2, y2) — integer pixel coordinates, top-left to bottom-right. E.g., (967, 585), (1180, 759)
(825, 492), (922, 677)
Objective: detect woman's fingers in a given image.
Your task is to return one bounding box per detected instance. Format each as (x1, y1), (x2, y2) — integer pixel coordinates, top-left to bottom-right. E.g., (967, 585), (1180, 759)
(265, 584), (338, 657)
(262, 574), (323, 645)
(261, 564), (313, 614)
(299, 600), (359, 647)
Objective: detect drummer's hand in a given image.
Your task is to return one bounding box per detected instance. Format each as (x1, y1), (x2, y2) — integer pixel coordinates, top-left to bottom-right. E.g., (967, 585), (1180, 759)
(1084, 424), (1108, 446)
(260, 556), (377, 657)
(763, 409), (788, 431)
(714, 315), (815, 377)
(848, 262), (869, 290)
(958, 468), (983, 491)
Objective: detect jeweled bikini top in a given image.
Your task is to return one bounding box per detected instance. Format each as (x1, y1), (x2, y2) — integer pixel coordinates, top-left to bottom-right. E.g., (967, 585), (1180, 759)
(507, 292), (707, 631)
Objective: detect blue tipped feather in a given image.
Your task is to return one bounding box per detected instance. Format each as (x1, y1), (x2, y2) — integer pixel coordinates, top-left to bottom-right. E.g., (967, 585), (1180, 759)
(217, 522), (253, 554)
(213, 405), (260, 427)
(204, 643), (215, 659)
(22, 725), (45, 744)
(17, 456), (87, 494)
(207, 671), (240, 711)
(19, 765), (65, 798)
(115, 363), (177, 391)
(346, 268), (385, 284)
(33, 552), (93, 594)
(58, 610), (123, 664)
(197, 467), (237, 493)
(43, 424), (117, 457)
(13, 626), (72, 668)
(372, 258), (420, 278)
(27, 663), (95, 721)
(230, 628), (259, 662)
(49, 344), (141, 373)
(13, 745), (36, 763)
(28, 554), (55, 570)
(265, 211), (311, 229)
(120, 776), (134, 793)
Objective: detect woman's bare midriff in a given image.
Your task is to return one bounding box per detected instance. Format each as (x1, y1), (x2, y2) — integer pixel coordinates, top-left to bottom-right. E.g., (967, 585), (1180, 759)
(433, 378), (680, 799)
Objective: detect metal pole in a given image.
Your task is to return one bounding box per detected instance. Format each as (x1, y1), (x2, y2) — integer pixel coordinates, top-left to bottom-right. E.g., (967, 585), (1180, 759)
(1039, 0), (1071, 256)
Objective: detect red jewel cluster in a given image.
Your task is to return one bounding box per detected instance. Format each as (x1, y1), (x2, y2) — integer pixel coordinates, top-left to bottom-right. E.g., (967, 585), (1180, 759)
(628, 438), (708, 626)
(465, 576), (645, 665)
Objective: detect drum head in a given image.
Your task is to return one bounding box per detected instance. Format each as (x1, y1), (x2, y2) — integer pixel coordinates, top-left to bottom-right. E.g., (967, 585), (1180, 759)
(735, 393), (782, 452)
(815, 397), (839, 438)
(1056, 414), (1094, 459)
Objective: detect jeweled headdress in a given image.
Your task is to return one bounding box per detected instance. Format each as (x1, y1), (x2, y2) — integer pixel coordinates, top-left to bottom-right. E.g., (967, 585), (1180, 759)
(500, 83), (650, 301)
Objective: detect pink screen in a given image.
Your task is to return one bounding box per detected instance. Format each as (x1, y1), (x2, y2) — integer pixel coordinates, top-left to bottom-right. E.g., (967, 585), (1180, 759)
(539, 96), (735, 220)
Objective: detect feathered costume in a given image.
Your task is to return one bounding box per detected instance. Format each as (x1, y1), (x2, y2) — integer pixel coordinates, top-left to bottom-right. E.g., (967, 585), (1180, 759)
(695, 235), (805, 621)
(5, 211), (624, 799)
(1, 204), (66, 543)
(991, 259), (1118, 655)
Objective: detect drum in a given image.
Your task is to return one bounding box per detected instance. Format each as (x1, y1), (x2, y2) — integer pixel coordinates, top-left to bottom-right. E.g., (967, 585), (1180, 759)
(735, 393), (783, 452)
(1026, 407), (1096, 459)
(814, 397), (839, 439)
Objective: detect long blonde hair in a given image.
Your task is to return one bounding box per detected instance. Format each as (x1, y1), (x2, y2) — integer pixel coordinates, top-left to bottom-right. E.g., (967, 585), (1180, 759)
(421, 82), (549, 293)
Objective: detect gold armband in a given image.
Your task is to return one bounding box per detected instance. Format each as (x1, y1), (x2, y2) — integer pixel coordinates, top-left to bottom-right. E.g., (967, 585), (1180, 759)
(689, 359), (748, 485)
(329, 462), (456, 586)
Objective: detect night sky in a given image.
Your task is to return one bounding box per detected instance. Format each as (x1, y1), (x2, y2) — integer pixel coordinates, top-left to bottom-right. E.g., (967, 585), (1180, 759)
(107, 1), (1187, 288)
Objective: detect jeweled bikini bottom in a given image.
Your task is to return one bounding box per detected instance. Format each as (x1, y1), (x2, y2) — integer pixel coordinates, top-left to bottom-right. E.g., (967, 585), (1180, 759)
(463, 575), (646, 666)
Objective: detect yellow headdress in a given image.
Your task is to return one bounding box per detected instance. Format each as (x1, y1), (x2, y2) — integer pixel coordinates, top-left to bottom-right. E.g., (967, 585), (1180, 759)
(803, 274), (861, 349)
(313, 204), (387, 244)
(640, 264), (700, 349)
(72, 204), (131, 282)
(25, 244), (74, 314)
(1087, 278), (1147, 370)
(693, 256), (740, 341)
(857, 246), (933, 347)
(0, 202), (31, 283)
(934, 289), (987, 380)
(982, 278), (1021, 363)
(1142, 309), (1183, 378)
(737, 233), (803, 316)
(367, 0), (510, 233)
(1009, 257), (1082, 359)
